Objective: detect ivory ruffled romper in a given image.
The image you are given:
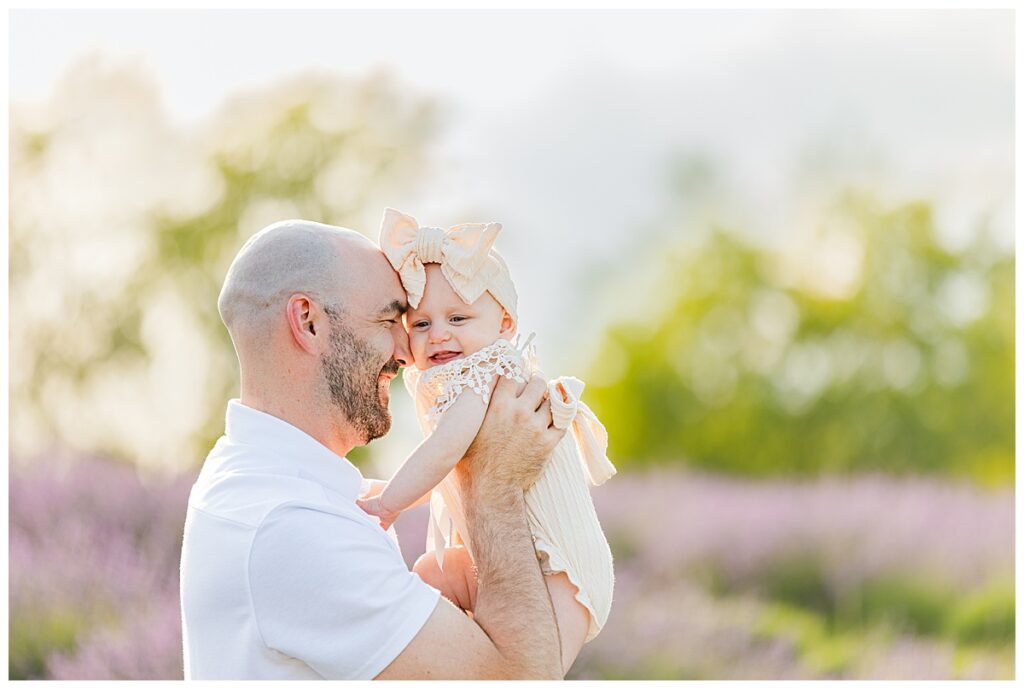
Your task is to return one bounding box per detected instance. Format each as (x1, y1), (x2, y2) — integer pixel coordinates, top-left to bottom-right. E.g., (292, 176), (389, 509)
(402, 336), (616, 642)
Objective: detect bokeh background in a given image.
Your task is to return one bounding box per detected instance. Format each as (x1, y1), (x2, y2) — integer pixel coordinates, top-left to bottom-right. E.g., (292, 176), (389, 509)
(8, 9), (1015, 680)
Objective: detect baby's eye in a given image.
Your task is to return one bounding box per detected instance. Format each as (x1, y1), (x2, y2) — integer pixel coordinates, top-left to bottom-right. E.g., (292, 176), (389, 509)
(412, 320), (429, 329)
(450, 315), (468, 323)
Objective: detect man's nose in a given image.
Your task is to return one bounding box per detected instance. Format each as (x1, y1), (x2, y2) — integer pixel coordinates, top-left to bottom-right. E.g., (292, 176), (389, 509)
(392, 326), (412, 368)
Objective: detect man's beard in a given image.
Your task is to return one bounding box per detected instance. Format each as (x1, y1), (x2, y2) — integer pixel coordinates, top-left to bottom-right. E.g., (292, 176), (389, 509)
(320, 316), (398, 444)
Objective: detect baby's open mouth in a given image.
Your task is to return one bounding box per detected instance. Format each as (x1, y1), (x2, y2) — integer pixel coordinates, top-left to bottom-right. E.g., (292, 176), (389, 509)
(429, 350), (462, 365)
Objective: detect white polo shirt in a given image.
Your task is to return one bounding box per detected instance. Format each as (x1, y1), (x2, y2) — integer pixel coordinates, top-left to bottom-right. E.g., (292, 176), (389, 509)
(180, 400), (440, 680)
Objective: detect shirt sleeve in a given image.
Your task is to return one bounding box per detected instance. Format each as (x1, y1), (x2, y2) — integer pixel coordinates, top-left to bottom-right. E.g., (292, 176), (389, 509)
(248, 504), (441, 679)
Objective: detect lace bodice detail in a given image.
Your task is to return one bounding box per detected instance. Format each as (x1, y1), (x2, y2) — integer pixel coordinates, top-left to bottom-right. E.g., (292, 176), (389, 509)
(404, 334), (538, 425)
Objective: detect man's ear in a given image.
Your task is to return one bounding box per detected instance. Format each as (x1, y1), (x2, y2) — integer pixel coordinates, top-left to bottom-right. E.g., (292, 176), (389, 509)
(285, 293), (323, 355)
(499, 310), (516, 339)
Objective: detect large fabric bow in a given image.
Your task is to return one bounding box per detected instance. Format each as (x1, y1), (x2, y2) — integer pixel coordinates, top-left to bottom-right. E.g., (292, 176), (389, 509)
(379, 207), (502, 309)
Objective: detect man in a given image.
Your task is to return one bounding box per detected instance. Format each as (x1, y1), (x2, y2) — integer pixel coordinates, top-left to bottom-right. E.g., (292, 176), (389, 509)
(180, 219), (586, 679)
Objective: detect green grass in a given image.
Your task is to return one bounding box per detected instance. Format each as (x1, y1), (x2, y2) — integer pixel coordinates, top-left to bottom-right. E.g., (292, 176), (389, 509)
(9, 602), (124, 680)
(752, 601), (861, 676)
(9, 608), (85, 680)
(944, 580), (1015, 645)
(745, 572), (1015, 679)
(712, 555), (1014, 647)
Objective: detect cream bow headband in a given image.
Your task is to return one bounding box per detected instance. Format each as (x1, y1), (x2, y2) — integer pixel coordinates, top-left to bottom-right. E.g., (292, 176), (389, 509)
(378, 208), (518, 323)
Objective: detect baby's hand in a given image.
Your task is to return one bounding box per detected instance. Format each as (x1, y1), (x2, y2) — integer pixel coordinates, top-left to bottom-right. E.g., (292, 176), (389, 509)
(356, 494), (401, 531)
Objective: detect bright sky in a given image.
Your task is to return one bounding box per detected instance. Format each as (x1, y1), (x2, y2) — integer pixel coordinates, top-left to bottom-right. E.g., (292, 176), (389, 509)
(11, 10), (773, 118)
(11, 9), (1012, 252)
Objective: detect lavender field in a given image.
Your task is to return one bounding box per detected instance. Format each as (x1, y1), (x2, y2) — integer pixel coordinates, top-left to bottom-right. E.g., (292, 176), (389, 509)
(9, 457), (1014, 680)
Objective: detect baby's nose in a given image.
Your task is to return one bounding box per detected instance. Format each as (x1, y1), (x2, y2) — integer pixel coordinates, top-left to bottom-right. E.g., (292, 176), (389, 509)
(428, 325), (450, 343)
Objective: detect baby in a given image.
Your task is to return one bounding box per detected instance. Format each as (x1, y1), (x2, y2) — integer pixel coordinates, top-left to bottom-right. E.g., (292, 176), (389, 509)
(357, 208), (616, 647)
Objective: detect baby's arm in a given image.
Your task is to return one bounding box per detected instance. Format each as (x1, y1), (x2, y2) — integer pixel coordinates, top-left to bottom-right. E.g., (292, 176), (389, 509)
(360, 478), (433, 508)
(357, 390), (487, 529)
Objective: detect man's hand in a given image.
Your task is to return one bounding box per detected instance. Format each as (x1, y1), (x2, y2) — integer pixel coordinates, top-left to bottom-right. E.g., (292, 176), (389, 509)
(456, 373), (566, 496)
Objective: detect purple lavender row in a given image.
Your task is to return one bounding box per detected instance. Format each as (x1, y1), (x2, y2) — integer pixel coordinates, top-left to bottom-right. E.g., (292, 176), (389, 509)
(10, 457), (1014, 679)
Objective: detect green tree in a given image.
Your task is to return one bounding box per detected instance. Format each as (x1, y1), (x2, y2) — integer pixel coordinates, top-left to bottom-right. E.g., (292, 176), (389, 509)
(585, 192), (1013, 485)
(10, 57), (436, 470)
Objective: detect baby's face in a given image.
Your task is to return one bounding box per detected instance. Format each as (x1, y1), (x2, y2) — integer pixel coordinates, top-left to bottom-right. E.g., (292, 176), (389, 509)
(406, 263), (515, 370)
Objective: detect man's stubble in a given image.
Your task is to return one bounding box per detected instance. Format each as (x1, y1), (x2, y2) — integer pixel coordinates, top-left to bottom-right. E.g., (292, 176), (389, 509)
(320, 307), (398, 444)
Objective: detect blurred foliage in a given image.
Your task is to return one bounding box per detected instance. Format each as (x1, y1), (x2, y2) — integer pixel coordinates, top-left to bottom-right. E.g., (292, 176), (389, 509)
(715, 559), (1013, 646)
(10, 57), (435, 469)
(586, 193), (1013, 485)
(944, 580), (1016, 645)
(12, 455), (1012, 679)
(9, 456), (192, 679)
(571, 470), (1013, 679)
(752, 602), (861, 676)
(747, 577), (1014, 679)
(10, 608), (84, 679)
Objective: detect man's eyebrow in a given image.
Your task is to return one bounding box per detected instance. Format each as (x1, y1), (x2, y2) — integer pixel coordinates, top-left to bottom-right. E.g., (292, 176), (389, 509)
(376, 300), (407, 318)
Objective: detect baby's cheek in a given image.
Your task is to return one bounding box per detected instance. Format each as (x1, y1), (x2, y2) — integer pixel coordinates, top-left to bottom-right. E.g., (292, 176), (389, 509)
(409, 334), (430, 370)
(468, 323), (504, 353)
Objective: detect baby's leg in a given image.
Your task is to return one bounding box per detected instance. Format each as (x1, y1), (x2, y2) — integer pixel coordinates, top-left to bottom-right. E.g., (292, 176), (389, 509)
(545, 571), (591, 674)
(413, 546), (478, 613)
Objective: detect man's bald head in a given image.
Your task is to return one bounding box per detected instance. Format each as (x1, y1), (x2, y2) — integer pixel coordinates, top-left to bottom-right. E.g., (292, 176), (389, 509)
(218, 219), (369, 347)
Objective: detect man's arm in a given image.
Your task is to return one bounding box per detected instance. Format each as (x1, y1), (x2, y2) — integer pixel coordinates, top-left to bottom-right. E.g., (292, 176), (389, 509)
(375, 373), (566, 679)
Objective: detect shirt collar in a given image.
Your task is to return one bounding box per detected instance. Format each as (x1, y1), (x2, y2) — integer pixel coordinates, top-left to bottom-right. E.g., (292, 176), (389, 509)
(223, 399), (364, 499)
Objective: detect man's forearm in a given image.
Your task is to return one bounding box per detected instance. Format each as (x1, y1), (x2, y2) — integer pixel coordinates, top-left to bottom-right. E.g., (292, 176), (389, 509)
(461, 477), (562, 679)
